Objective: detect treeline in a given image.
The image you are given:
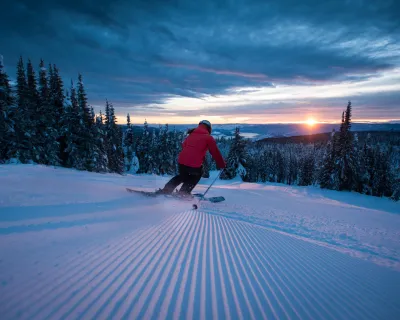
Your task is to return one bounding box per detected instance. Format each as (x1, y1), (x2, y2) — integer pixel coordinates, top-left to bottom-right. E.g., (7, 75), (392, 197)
(218, 102), (400, 201)
(0, 56), (195, 177)
(0, 56), (124, 173)
(130, 121), (185, 175)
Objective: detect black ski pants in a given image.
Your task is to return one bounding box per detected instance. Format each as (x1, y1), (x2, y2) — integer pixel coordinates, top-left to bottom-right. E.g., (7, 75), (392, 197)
(162, 164), (202, 194)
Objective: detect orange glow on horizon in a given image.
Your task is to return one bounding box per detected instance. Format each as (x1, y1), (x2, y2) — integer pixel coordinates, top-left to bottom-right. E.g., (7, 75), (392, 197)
(114, 114), (399, 125)
(305, 118), (317, 126)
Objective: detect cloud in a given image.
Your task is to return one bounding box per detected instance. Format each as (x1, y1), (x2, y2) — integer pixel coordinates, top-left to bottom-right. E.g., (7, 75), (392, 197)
(1, 0), (399, 122)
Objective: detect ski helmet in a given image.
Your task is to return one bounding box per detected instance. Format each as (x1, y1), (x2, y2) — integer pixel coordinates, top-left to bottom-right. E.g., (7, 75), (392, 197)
(199, 120), (212, 133)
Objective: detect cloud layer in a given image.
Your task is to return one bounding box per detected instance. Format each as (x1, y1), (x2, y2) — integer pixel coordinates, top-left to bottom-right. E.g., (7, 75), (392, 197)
(1, 0), (399, 123)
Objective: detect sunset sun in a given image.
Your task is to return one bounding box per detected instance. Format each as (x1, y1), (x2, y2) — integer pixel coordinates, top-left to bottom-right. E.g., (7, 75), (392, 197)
(306, 118), (317, 126)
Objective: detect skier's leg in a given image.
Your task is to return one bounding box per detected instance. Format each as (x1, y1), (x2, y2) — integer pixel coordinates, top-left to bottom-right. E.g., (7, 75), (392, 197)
(158, 164), (187, 194)
(160, 174), (184, 194)
(179, 169), (202, 194)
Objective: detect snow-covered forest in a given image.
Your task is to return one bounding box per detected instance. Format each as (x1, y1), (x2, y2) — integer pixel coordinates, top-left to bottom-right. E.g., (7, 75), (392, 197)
(1, 57), (399, 200)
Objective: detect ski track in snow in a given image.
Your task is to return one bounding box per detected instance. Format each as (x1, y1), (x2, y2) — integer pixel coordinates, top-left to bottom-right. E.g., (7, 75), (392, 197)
(1, 210), (399, 320)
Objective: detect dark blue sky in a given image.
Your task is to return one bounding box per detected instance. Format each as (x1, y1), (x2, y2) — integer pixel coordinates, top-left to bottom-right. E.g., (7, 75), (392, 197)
(1, 0), (399, 123)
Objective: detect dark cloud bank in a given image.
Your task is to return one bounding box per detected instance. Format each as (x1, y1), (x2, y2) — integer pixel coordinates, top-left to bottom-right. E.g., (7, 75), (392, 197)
(1, 0), (399, 120)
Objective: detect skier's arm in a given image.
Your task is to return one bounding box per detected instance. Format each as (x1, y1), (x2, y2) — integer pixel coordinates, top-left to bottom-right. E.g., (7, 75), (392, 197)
(207, 136), (226, 169)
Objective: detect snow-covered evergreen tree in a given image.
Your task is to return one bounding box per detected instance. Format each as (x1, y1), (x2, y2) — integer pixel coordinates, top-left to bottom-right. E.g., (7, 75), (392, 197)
(147, 128), (159, 174)
(240, 149), (257, 182)
(220, 127), (247, 180)
(26, 59), (45, 163)
(360, 137), (372, 194)
(104, 101), (124, 174)
(371, 147), (393, 197)
(48, 64), (66, 163)
(63, 81), (86, 170)
(14, 56), (33, 163)
(157, 124), (175, 175)
(319, 131), (336, 189)
(38, 59), (59, 165)
(390, 161), (400, 201)
(92, 110), (108, 172)
(0, 56), (16, 162)
(75, 74), (97, 171)
(202, 154), (211, 178)
(287, 147), (299, 185)
(335, 102), (358, 191)
(124, 113), (138, 173)
(49, 65), (65, 128)
(136, 120), (152, 174)
(171, 127), (183, 174)
(275, 149), (286, 183)
(299, 147), (315, 186)
(77, 74), (91, 127)
(257, 149), (269, 183)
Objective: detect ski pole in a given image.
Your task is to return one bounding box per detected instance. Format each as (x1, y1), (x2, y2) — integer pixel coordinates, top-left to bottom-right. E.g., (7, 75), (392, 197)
(192, 169), (224, 210)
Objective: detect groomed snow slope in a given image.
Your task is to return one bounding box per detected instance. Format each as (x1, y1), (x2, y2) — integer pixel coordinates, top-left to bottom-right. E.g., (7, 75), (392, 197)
(0, 164), (399, 319)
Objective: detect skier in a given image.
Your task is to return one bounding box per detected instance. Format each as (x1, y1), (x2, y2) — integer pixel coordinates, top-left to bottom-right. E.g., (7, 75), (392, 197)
(156, 120), (226, 197)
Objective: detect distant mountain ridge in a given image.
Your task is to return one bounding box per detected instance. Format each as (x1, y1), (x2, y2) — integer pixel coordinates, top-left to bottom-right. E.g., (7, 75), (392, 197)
(126, 122), (400, 140)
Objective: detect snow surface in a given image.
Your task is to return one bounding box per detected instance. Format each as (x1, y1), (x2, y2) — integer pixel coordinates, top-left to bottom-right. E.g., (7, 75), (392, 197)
(0, 164), (399, 319)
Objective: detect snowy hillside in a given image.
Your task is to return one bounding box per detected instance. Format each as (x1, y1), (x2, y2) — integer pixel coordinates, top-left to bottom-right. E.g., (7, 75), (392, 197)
(0, 164), (399, 319)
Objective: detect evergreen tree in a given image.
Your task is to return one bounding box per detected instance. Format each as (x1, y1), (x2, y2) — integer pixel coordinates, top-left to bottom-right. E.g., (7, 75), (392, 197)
(287, 147), (299, 185)
(64, 80), (86, 169)
(240, 151), (257, 182)
(220, 127), (247, 180)
(299, 148), (315, 186)
(38, 59), (59, 165)
(77, 74), (91, 127)
(157, 124), (175, 175)
(319, 134), (334, 188)
(275, 149), (285, 183)
(171, 127), (183, 174)
(93, 110), (108, 172)
(50, 65), (65, 127)
(85, 106), (102, 172)
(49, 65), (66, 163)
(391, 170), (400, 201)
(105, 101), (124, 173)
(359, 135), (374, 195)
(124, 113), (137, 173)
(0, 56), (16, 161)
(26, 59), (44, 162)
(202, 154), (211, 178)
(15, 56), (33, 163)
(74, 74), (97, 171)
(258, 149), (269, 183)
(338, 102), (358, 190)
(389, 144), (400, 201)
(61, 75), (97, 171)
(321, 103), (358, 191)
(150, 128), (161, 174)
(371, 147), (393, 197)
(38, 59), (49, 107)
(136, 120), (152, 174)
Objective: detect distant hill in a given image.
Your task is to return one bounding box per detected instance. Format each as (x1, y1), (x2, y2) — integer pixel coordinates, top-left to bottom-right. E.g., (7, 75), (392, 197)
(257, 130), (400, 146)
(124, 122), (400, 140)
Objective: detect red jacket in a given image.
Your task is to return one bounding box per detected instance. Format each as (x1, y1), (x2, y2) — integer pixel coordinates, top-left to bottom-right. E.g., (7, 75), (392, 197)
(178, 124), (226, 169)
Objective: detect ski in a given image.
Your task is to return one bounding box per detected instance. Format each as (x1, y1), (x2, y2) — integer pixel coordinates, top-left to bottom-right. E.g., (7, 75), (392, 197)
(126, 188), (195, 202)
(193, 193), (225, 203)
(126, 188), (225, 203)
(126, 188), (160, 197)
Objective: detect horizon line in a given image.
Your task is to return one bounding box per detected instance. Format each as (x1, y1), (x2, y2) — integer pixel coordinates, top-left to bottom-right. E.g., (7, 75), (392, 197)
(122, 120), (400, 126)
